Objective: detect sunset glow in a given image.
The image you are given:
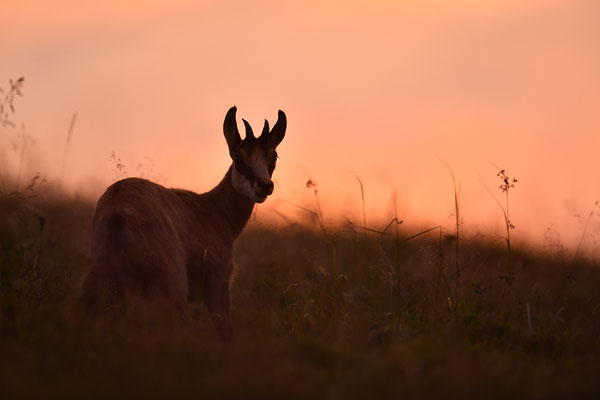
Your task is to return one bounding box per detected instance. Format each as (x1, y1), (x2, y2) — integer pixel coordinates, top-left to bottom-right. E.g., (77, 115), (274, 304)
(1, 0), (599, 252)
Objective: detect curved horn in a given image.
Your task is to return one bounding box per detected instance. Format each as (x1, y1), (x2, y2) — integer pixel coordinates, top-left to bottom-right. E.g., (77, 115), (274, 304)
(260, 119), (270, 139)
(223, 106), (241, 157)
(242, 119), (255, 139)
(270, 110), (287, 148)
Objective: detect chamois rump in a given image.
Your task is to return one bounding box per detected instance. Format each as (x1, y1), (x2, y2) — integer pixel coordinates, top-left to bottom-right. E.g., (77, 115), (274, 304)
(80, 107), (287, 340)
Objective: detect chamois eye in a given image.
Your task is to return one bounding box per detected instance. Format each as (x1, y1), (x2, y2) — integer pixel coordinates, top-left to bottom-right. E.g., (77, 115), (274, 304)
(272, 153), (278, 163)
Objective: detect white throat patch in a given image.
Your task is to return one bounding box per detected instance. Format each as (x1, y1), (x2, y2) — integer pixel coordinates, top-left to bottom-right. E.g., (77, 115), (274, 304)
(231, 147), (273, 203)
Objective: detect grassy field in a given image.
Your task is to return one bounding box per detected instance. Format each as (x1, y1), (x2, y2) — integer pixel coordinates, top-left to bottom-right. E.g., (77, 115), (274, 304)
(1, 187), (600, 399)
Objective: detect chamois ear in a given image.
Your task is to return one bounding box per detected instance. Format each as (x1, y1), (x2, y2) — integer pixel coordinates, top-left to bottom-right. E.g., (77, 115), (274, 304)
(270, 110), (287, 148)
(223, 106), (241, 157)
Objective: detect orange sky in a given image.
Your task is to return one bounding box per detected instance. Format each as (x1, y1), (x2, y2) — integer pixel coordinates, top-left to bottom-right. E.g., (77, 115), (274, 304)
(1, 0), (599, 254)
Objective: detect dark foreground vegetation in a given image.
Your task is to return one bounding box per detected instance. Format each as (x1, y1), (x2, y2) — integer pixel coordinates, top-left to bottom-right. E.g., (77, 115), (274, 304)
(1, 190), (600, 399)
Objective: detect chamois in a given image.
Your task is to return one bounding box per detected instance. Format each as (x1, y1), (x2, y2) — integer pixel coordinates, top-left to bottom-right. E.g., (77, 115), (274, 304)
(80, 106), (287, 340)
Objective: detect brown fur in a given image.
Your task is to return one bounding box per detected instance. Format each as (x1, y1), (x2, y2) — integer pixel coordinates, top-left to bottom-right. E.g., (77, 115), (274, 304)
(80, 107), (286, 340)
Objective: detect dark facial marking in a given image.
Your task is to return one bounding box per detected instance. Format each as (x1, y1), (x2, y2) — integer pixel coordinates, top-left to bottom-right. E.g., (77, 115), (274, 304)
(234, 137), (279, 178)
(233, 151), (256, 184)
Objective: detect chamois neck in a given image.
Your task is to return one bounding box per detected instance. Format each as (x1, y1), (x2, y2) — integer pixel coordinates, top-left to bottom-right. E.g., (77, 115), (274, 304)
(205, 166), (255, 238)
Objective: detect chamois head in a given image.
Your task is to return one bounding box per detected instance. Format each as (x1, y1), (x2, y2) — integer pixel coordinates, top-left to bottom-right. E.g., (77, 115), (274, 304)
(223, 106), (287, 203)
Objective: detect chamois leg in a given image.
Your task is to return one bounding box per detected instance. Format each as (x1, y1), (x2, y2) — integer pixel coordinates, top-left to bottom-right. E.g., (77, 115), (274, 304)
(204, 270), (234, 341)
(152, 254), (188, 317)
(79, 264), (123, 313)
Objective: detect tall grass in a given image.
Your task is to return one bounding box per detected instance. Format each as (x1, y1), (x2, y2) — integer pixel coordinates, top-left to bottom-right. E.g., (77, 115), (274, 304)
(283, 173), (337, 274)
(438, 158), (461, 307)
(58, 111), (78, 184)
(351, 172), (367, 240)
(0, 77), (24, 128)
(574, 200), (600, 259)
